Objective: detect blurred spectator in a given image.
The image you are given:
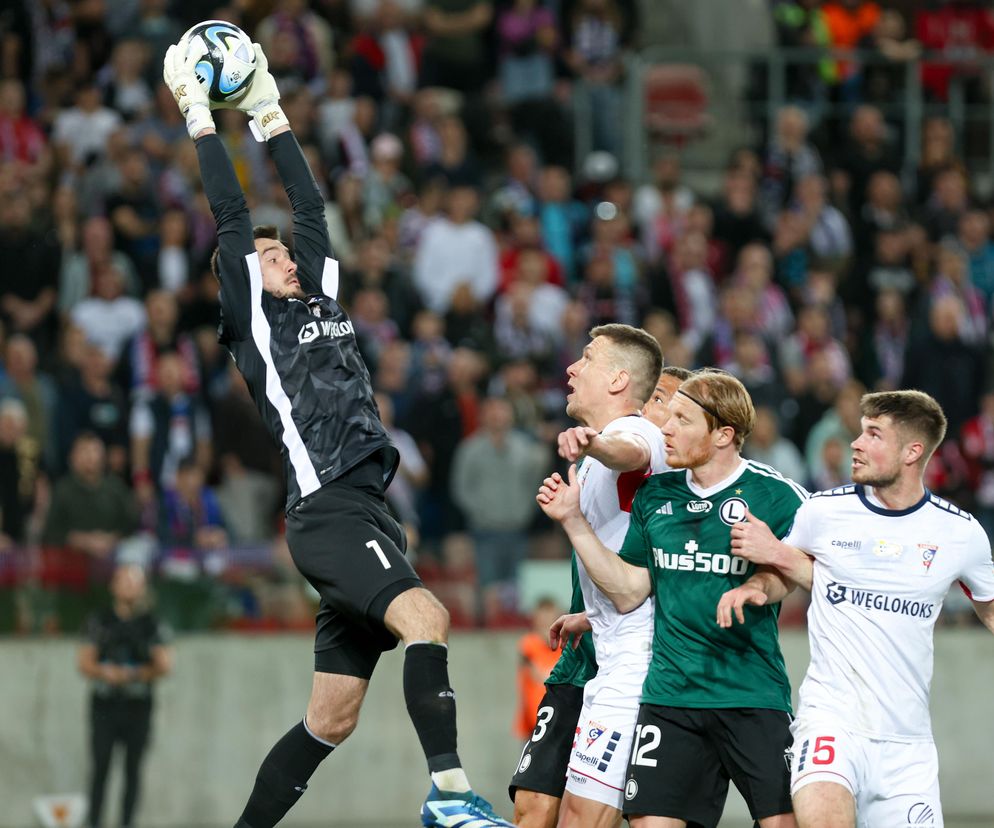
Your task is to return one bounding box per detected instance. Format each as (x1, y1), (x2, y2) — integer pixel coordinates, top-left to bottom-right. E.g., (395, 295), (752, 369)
(56, 341), (129, 476)
(929, 240), (987, 345)
(805, 378), (864, 490)
(59, 216), (140, 317)
(903, 294), (985, 434)
(514, 596), (562, 738)
(0, 78), (48, 164)
(0, 335), (58, 473)
(128, 350), (212, 513)
(733, 243), (794, 340)
(117, 289), (199, 401)
(51, 80), (123, 172)
(78, 564), (172, 828)
(745, 405), (808, 485)
(821, 0), (881, 100)
(106, 146), (163, 283)
(669, 231), (716, 354)
(577, 244), (642, 329)
(921, 165), (971, 243)
(780, 303), (852, 396)
(537, 165), (588, 283)
(413, 183), (498, 313)
(496, 0), (570, 165)
(957, 208), (994, 308)
(211, 366), (282, 546)
(861, 9), (921, 107)
(98, 37), (153, 122)
(362, 132), (412, 229)
(791, 172), (853, 274)
(832, 104), (900, 217)
(420, 0), (493, 93)
(496, 248), (570, 350)
(450, 396), (547, 623)
(41, 433), (140, 629)
(916, 117), (960, 206)
(632, 152), (695, 265)
(344, 235), (423, 338)
(351, 287), (400, 373)
(0, 398), (41, 547)
(70, 266), (147, 363)
(407, 346), (487, 540)
(859, 287), (909, 391)
(373, 390), (429, 553)
(712, 166), (770, 264)
(421, 113), (481, 188)
(761, 106), (823, 222)
(157, 458), (227, 551)
(488, 143), (539, 228)
(0, 193), (59, 360)
(256, 0), (335, 85)
(729, 330), (784, 415)
(156, 209), (193, 294)
(565, 0), (627, 156)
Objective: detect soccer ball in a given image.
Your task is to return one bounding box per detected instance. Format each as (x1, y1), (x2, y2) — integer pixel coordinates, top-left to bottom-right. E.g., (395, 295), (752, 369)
(182, 20), (256, 104)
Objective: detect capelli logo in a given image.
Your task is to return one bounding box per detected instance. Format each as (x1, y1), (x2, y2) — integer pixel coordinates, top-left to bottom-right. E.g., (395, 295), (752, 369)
(686, 500), (712, 514)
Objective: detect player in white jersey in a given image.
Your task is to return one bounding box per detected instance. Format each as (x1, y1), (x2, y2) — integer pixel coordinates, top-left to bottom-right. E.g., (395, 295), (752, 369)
(512, 324), (665, 828)
(718, 390), (994, 828)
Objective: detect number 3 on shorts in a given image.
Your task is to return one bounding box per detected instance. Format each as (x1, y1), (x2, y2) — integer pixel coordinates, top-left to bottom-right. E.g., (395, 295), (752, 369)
(531, 706), (554, 741)
(366, 539), (391, 569)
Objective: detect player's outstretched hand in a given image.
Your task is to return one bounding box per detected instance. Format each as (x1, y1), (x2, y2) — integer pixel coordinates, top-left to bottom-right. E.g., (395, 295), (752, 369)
(716, 584), (768, 628)
(729, 508), (781, 566)
(549, 611), (591, 650)
(536, 464), (581, 524)
(163, 42), (214, 138)
(557, 426), (598, 462)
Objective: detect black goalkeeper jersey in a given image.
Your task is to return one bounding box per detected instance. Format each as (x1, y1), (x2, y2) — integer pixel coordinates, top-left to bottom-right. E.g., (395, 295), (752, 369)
(197, 132), (398, 511)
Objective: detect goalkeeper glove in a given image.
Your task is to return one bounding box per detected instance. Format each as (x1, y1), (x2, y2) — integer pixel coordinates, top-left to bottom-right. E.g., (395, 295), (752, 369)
(236, 44), (287, 142)
(163, 42), (215, 140)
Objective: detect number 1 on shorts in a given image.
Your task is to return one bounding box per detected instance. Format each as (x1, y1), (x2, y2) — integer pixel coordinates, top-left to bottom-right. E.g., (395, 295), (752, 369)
(366, 539), (391, 569)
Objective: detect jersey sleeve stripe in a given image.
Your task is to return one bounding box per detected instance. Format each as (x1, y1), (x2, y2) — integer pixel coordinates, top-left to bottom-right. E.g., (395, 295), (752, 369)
(246, 253), (322, 497)
(744, 460), (809, 502)
(321, 257), (339, 300)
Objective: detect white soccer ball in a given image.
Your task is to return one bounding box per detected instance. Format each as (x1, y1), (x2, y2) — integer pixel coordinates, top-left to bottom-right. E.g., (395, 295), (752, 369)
(182, 20), (257, 104)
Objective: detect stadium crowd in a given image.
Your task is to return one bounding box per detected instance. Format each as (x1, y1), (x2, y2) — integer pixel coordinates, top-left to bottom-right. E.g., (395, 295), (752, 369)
(1, 0), (994, 631)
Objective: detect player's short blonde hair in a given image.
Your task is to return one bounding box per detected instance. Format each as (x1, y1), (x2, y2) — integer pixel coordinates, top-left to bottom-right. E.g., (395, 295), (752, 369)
(678, 369), (756, 450)
(861, 390), (948, 462)
(589, 324), (663, 407)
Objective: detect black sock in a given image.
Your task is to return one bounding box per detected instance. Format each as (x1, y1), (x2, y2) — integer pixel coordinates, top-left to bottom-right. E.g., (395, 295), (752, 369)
(404, 642), (460, 773)
(234, 720), (333, 828)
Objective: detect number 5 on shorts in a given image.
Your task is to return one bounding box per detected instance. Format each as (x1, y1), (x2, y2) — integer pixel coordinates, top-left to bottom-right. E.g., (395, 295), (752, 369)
(797, 735), (835, 771)
(366, 539), (391, 569)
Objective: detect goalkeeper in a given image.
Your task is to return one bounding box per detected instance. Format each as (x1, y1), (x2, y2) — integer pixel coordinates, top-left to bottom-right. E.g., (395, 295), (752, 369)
(163, 40), (514, 828)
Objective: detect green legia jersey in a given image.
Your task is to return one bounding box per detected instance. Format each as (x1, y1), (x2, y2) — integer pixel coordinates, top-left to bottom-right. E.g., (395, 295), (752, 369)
(546, 553), (598, 687)
(619, 459), (806, 711)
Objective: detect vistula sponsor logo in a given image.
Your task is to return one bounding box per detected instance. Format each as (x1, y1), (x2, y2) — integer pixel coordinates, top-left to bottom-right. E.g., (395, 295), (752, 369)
(824, 581), (934, 618)
(686, 500), (712, 514)
(298, 319), (354, 344)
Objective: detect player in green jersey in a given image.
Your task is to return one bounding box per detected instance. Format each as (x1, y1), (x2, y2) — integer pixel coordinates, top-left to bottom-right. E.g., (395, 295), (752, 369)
(537, 369), (806, 828)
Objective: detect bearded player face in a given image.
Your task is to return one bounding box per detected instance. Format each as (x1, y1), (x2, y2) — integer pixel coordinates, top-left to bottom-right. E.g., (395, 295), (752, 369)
(850, 415), (905, 488)
(660, 392), (719, 470)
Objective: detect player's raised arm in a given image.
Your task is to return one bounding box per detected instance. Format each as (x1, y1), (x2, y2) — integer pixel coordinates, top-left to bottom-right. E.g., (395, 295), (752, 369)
(730, 508), (814, 590)
(537, 464), (651, 612)
(164, 43), (255, 342)
(557, 425), (651, 471)
(240, 44), (337, 297)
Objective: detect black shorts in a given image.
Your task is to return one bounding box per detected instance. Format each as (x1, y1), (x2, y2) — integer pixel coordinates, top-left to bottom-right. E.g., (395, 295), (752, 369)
(624, 705), (793, 826)
(508, 682), (584, 802)
(286, 459), (422, 679)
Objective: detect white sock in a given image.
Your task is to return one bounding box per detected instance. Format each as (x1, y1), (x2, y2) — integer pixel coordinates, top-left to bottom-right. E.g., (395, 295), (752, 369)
(431, 768), (471, 794)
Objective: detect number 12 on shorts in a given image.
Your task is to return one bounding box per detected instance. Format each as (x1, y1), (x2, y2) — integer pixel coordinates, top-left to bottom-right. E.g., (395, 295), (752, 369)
(796, 736), (835, 772)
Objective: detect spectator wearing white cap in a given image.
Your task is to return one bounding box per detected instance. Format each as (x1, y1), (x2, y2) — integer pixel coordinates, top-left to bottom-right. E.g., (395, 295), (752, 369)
(363, 132), (412, 229)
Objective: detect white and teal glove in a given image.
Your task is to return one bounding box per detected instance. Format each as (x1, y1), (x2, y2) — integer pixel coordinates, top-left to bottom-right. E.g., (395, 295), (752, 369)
(238, 44), (286, 142)
(163, 42), (215, 140)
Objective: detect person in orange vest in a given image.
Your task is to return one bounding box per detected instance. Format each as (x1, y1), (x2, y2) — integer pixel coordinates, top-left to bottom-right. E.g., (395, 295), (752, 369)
(515, 596), (566, 739)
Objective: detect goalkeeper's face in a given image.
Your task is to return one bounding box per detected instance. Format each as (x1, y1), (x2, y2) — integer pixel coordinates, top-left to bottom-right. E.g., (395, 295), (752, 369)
(256, 238), (305, 300)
